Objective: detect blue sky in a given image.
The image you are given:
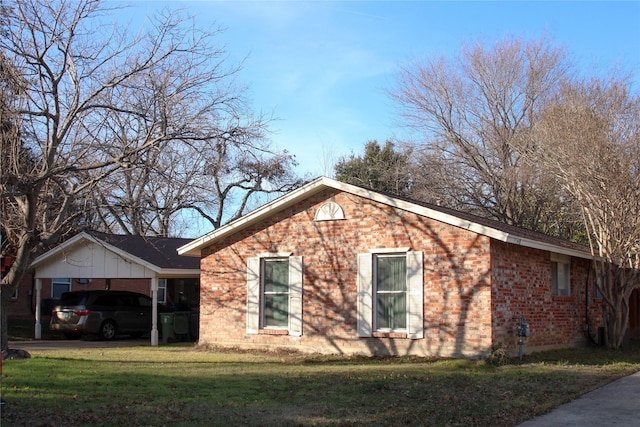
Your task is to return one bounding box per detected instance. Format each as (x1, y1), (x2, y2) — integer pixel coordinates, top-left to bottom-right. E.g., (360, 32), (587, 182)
(121, 1), (640, 177)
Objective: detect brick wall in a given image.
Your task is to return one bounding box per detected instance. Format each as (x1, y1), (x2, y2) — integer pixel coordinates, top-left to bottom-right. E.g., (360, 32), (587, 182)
(199, 188), (601, 357)
(200, 188), (497, 357)
(491, 240), (602, 354)
(6, 274), (35, 319)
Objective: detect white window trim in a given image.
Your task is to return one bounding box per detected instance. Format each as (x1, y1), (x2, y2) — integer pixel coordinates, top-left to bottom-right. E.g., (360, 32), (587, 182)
(373, 253), (407, 332)
(357, 250), (424, 339)
(261, 257), (291, 330)
(551, 253), (571, 297)
(51, 278), (72, 299)
(246, 254), (303, 336)
(158, 278), (167, 304)
(369, 247), (410, 254)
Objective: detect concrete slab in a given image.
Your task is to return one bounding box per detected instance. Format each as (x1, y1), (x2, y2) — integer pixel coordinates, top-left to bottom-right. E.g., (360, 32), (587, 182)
(518, 371), (640, 427)
(8, 338), (150, 352)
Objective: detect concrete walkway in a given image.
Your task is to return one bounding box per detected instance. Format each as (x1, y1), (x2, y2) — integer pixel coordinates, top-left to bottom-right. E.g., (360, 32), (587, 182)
(517, 370), (640, 426)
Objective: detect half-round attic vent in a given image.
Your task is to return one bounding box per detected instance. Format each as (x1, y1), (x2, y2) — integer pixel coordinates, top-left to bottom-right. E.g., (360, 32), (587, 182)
(315, 202), (345, 221)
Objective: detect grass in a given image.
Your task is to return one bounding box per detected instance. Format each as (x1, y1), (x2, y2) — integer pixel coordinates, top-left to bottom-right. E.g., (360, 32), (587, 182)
(2, 320), (640, 426)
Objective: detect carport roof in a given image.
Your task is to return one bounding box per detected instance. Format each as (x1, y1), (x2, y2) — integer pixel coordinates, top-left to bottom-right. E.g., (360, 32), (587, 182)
(88, 232), (199, 270)
(32, 231), (200, 273)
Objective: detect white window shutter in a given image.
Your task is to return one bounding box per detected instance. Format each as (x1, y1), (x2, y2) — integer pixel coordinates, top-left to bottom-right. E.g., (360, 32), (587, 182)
(406, 251), (424, 339)
(357, 253), (373, 337)
(246, 257), (260, 334)
(289, 256), (303, 336)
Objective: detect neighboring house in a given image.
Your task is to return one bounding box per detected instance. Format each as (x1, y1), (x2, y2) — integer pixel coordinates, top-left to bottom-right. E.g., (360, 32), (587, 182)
(177, 177), (617, 358)
(23, 232), (200, 345)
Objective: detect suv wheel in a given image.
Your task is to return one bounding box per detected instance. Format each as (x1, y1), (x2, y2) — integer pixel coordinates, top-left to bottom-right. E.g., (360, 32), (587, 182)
(99, 320), (117, 340)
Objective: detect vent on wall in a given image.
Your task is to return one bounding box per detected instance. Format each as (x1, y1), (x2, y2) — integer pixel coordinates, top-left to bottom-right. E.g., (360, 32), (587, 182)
(315, 202), (345, 221)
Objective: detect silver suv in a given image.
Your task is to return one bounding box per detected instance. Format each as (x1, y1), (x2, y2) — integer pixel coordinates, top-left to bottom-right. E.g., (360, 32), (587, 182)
(50, 290), (152, 340)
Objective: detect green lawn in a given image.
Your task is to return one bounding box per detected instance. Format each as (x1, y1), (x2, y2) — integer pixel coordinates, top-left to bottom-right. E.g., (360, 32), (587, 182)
(1, 342), (639, 426)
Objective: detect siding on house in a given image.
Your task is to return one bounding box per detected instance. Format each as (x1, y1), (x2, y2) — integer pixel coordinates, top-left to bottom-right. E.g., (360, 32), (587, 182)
(197, 187), (599, 357)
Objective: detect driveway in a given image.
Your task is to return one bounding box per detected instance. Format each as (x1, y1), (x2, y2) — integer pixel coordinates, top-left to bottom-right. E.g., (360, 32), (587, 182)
(9, 338), (151, 351)
(517, 370), (640, 427)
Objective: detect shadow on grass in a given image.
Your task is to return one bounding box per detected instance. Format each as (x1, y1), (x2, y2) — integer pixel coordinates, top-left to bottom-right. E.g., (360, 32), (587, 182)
(2, 342), (639, 426)
(520, 340), (640, 366)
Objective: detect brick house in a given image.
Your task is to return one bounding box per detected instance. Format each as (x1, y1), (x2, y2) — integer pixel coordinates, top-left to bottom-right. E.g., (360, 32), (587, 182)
(23, 232), (200, 345)
(179, 177), (606, 357)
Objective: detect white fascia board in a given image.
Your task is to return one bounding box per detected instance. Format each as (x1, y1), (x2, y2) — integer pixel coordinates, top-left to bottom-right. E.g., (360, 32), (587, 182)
(157, 268), (201, 278)
(178, 178), (331, 257)
(178, 176), (591, 260)
(505, 235), (592, 260)
(334, 180), (592, 259)
(330, 179), (511, 241)
(30, 232), (94, 268)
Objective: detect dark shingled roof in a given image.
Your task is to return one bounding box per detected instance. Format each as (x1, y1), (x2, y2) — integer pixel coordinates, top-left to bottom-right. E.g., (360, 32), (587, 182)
(356, 184), (591, 256)
(88, 232), (200, 270)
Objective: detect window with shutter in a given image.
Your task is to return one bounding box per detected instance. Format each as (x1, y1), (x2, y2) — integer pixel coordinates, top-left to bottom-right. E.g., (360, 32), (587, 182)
(246, 254), (303, 335)
(357, 250), (423, 339)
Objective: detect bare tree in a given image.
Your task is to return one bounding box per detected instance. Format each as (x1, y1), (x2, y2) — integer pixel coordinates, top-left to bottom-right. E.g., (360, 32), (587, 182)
(91, 134), (302, 236)
(392, 36), (581, 236)
(0, 0), (267, 350)
(531, 76), (640, 348)
(83, 55), (300, 237)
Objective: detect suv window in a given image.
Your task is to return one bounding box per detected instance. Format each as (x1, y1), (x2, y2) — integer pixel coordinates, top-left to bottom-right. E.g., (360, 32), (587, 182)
(92, 295), (119, 307)
(138, 296), (152, 308)
(59, 292), (88, 306)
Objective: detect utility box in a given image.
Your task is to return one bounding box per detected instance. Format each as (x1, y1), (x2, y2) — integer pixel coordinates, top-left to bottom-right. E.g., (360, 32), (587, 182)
(161, 311), (191, 343)
(173, 312), (190, 336)
(160, 313), (175, 344)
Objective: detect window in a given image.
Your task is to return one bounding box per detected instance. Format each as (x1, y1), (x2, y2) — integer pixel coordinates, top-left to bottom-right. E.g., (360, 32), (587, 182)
(158, 278), (167, 304)
(357, 250), (424, 339)
(52, 278), (71, 299)
(375, 254), (407, 330)
(246, 254), (303, 336)
(262, 258), (290, 328)
(593, 270), (604, 299)
(551, 253), (570, 296)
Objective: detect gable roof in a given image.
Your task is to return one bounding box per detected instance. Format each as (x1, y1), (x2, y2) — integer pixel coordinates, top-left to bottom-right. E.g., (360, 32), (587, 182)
(32, 231), (200, 274)
(88, 232), (199, 270)
(178, 176), (592, 260)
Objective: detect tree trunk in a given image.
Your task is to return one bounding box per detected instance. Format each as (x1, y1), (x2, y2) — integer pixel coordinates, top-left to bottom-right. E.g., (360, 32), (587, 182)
(1, 286), (12, 352)
(602, 275), (631, 349)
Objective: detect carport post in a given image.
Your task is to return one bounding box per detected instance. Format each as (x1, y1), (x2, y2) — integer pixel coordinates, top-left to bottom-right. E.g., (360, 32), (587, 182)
(150, 277), (159, 346)
(34, 278), (42, 339)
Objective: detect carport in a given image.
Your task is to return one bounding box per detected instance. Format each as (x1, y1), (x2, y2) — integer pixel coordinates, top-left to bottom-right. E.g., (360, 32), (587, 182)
(29, 232), (200, 346)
